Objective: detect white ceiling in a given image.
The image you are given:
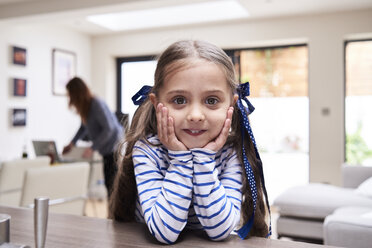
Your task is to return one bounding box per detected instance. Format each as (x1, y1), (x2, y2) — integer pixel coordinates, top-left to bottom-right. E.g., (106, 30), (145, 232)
(1, 0), (372, 35)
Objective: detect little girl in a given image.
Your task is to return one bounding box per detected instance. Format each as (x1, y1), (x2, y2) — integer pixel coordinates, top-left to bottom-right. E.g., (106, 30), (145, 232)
(109, 40), (270, 244)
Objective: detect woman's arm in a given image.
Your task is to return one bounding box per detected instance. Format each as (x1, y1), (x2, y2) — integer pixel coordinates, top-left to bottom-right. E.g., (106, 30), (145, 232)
(71, 123), (88, 144)
(63, 124), (88, 154)
(192, 147), (243, 241)
(133, 139), (193, 244)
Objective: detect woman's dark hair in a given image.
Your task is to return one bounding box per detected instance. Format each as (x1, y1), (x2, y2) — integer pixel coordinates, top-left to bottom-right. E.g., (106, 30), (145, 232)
(66, 77), (93, 122)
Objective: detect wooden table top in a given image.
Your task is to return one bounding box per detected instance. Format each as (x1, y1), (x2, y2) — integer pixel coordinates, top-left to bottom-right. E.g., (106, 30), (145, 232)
(0, 205), (336, 248)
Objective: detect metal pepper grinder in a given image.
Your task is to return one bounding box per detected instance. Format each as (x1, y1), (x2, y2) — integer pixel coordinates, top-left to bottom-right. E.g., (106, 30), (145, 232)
(0, 214), (10, 245)
(34, 198), (49, 248)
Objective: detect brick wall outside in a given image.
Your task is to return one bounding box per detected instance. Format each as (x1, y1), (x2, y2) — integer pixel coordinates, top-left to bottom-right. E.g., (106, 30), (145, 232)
(346, 40), (372, 96)
(239, 46), (308, 98)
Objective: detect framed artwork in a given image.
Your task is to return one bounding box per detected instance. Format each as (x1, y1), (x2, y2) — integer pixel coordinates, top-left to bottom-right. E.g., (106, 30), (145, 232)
(52, 48), (76, 95)
(12, 46), (27, 66)
(12, 108), (27, 126)
(13, 78), (27, 96)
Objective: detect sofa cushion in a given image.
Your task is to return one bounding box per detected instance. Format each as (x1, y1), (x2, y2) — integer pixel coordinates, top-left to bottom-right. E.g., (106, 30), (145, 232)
(277, 216), (323, 239)
(324, 207), (372, 248)
(273, 183), (372, 219)
(355, 177), (372, 198)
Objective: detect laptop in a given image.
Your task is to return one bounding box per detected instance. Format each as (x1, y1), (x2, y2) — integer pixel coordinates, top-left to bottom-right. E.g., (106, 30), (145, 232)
(32, 140), (88, 163)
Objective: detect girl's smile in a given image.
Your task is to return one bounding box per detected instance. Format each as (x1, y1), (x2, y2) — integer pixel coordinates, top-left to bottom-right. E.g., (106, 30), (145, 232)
(183, 129), (206, 136)
(152, 58), (235, 149)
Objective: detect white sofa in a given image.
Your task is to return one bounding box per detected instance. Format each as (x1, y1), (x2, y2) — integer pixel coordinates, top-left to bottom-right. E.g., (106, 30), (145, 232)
(273, 164), (372, 243)
(324, 206), (372, 248)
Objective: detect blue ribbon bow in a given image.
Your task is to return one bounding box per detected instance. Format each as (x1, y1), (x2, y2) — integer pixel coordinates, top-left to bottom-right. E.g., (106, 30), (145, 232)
(236, 82), (271, 239)
(132, 85), (153, 105)
(237, 82), (255, 115)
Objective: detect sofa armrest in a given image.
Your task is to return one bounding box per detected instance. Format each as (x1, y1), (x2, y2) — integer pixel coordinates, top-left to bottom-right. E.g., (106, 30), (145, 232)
(342, 163), (372, 188)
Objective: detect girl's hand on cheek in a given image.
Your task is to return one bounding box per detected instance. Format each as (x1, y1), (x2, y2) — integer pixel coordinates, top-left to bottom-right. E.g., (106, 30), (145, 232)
(156, 103), (188, 151)
(203, 107), (234, 152)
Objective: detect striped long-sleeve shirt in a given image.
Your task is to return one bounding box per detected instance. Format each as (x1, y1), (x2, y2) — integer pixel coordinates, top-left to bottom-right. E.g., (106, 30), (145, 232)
(133, 135), (243, 244)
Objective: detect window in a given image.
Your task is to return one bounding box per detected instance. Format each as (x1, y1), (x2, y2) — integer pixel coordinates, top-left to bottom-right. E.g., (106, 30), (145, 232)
(345, 40), (372, 165)
(117, 56), (156, 123)
(229, 45), (309, 203)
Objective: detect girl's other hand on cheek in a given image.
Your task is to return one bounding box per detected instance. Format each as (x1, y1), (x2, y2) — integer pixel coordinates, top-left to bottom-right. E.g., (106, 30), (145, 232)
(203, 107), (234, 152)
(156, 103), (188, 151)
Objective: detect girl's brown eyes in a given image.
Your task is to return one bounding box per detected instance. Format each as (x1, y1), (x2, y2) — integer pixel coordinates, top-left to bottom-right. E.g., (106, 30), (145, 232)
(172, 97), (186, 104)
(205, 97), (219, 105)
(171, 96), (219, 105)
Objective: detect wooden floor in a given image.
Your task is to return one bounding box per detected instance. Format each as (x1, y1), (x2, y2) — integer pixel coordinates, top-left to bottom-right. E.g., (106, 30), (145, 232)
(85, 199), (108, 219)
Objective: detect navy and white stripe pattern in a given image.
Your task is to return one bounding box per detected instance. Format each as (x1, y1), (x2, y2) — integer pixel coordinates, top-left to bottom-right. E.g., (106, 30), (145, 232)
(133, 135), (243, 244)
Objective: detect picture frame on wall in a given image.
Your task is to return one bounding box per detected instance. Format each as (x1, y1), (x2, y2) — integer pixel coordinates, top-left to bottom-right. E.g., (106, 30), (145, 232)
(12, 46), (27, 66)
(13, 78), (27, 97)
(12, 108), (27, 126)
(52, 48), (76, 95)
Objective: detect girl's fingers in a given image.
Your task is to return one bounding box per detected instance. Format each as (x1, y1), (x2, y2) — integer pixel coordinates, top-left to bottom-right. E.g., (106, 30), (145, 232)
(167, 116), (174, 136)
(156, 103), (169, 143)
(168, 116), (178, 142)
(206, 107), (234, 151)
(168, 116), (178, 145)
(168, 117), (187, 151)
(161, 106), (168, 142)
(155, 103), (187, 151)
(215, 118), (231, 147)
(156, 103), (163, 139)
(227, 106), (234, 121)
(218, 107), (234, 141)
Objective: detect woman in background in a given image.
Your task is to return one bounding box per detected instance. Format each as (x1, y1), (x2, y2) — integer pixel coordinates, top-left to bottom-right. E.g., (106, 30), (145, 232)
(63, 77), (123, 198)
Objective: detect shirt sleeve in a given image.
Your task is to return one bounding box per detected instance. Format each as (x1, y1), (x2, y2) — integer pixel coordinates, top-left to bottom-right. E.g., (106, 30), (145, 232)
(90, 99), (117, 151)
(191, 148), (243, 241)
(133, 140), (194, 244)
(71, 123), (88, 144)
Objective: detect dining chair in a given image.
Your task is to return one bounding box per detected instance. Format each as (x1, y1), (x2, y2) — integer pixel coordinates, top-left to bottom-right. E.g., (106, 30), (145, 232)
(0, 156), (50, 207)
(20, 162), (90, 215)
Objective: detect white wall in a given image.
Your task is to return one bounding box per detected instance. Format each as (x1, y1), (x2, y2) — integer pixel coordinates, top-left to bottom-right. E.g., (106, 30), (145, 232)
(91, 9), (372, 185)
(1, 8), (371, 185)
(0, 24), (91, 161)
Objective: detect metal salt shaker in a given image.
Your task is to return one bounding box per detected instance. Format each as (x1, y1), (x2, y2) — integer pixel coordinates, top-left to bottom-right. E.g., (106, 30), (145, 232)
(34, 198), (49, 248)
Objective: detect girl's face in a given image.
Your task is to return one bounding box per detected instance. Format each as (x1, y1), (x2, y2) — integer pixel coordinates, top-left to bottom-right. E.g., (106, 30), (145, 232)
(154, 59), (236, 149)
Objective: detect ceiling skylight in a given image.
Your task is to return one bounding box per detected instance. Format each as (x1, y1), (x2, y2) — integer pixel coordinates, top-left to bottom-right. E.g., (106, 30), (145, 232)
(86, 0), (249, 31)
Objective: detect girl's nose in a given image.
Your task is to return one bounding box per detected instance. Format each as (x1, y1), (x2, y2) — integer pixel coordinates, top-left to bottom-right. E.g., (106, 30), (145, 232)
(187, 105), (205, 122)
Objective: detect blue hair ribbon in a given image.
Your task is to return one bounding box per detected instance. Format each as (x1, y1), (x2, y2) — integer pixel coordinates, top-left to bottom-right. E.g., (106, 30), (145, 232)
(132, 85), (153, 105)
(236, 82), (272, 239)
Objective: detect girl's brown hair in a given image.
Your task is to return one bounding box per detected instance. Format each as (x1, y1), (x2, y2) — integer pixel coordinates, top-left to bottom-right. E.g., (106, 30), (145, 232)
(109, 40), (269, 238)
(66, 77), (93, 123)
